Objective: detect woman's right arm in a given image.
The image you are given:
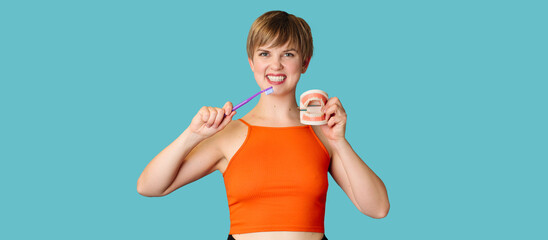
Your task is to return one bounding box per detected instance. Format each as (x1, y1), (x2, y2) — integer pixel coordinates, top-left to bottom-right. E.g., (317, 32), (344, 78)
(136, 102), (236, 197)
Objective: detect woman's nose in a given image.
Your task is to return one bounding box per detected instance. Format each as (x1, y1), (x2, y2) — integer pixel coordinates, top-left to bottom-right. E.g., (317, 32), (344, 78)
(270, 58), (283, 70)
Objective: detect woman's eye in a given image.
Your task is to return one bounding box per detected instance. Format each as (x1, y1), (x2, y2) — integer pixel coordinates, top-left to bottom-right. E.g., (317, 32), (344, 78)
(284, 53), (295, 57)
(259, 52), (269, 57)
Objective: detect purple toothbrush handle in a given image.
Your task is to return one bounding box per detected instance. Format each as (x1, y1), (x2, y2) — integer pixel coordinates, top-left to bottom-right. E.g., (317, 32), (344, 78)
(232, 91), (263, 111)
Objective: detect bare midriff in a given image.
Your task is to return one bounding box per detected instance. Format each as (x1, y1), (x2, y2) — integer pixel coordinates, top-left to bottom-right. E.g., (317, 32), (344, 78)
(232, 231), (324, 240)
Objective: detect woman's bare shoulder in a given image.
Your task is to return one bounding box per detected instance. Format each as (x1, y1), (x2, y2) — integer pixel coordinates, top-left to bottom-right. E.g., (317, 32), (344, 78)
(211, 119), (249, 173)
(214, 119), (248, 143)
(311, 125), (333, 159)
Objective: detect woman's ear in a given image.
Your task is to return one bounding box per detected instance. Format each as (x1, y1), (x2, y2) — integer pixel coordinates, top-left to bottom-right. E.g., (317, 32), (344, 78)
(301, 57), (311, 74)
(248, 58), (255, 72)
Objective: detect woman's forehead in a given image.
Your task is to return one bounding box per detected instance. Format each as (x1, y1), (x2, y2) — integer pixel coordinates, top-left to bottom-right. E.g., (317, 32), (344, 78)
(258, 41), (298, 51)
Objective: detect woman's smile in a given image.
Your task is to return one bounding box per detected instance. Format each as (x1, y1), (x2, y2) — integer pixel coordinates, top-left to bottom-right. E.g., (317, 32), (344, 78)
(266, 74), (287, 85)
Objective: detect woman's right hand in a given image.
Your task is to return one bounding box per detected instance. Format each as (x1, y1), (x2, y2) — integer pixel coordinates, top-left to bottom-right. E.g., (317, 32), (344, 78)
(188, 101), (236, 140)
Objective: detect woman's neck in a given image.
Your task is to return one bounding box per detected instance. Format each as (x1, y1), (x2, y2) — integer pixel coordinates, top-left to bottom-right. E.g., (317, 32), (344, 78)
(244, 92), (302, 126)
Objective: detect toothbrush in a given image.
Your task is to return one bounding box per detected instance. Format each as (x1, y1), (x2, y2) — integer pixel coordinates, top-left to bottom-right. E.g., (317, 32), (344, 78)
(299, 105), (322, 111)
(232, 86), (274, 112)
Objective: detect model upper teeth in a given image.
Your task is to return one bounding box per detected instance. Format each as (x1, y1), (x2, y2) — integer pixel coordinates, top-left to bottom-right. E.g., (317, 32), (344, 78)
(267, 76), (285, 82)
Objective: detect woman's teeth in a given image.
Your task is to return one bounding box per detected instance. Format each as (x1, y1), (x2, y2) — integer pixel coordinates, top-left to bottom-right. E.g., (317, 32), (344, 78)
(267, 76), (286, 82)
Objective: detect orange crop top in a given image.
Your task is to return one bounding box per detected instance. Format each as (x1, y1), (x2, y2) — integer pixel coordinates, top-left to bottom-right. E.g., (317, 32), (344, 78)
(222, 119), (331, 234)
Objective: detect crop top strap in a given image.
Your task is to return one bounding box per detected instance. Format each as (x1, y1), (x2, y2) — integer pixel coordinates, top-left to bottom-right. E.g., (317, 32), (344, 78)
(238, 118), (252, 127)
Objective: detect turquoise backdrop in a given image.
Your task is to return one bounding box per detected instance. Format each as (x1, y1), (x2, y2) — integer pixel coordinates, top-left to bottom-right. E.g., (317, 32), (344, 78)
(1, 0), (546, 239)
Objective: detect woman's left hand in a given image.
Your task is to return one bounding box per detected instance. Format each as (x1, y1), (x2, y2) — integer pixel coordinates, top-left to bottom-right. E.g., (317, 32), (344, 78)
(320, 97), (347, 142)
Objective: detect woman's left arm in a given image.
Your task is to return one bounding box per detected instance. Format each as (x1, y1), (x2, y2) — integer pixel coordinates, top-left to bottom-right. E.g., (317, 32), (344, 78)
(321, 97), (390, 218)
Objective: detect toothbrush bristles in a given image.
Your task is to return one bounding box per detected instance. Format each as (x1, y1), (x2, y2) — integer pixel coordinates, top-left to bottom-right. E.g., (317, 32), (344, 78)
(264, 86), (274, 95)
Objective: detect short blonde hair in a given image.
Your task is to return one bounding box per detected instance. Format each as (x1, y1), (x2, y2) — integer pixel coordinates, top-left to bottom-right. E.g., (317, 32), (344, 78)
(247, 11), (313, 63)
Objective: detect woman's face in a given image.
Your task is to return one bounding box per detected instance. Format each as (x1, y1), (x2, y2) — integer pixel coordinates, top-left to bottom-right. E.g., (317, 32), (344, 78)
(248, 42), (309, 95)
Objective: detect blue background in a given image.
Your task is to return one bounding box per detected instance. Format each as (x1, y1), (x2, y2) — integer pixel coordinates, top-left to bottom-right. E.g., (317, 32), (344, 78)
(1, 0), (546, 239)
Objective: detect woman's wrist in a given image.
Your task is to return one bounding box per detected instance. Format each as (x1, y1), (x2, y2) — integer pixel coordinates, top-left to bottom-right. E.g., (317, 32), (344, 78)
(181, 128), (207, 145)
(328, 138), (349, 151)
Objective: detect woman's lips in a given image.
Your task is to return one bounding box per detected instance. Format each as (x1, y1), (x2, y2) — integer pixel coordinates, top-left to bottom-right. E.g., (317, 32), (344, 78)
(267, 74), (286, 85)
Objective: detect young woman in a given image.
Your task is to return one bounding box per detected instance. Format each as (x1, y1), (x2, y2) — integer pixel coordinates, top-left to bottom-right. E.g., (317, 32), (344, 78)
(137, 11), (390, 240)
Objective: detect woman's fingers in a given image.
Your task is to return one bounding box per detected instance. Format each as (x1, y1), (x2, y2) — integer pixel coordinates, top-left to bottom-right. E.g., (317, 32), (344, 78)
(322, 97), (347, 128)
(190, 103), (235, 139)
(324, 104), (338, 118)
(213, 108), (225, 128)
(219, 111), (236, 129)
(200, 106), (210, 122)
(223, 101), (234, 116)
(207, 107), (217, 127)
(327, 115), (337, 127)
(203, 102), (234, 129)
(323, 104), (338, 124)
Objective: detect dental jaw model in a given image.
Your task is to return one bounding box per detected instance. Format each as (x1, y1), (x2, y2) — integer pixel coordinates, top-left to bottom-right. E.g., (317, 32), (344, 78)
(300, 90), (328, 125)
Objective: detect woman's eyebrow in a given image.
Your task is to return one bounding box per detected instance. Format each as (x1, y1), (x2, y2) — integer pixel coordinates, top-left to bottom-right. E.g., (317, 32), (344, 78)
(257, 48), (296, 52)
